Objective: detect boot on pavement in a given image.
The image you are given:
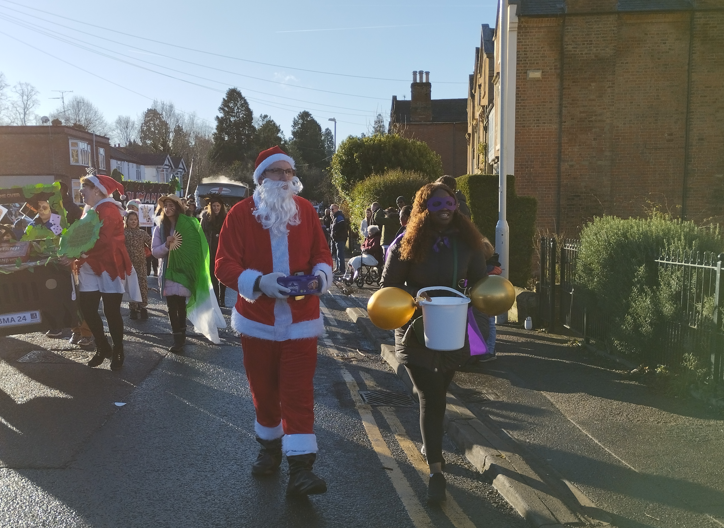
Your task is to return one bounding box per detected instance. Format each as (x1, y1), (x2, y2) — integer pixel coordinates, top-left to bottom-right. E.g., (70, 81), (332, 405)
(427, 473), (447, 504)
(286, 453), (327, 496)
(251, 437), (283, 476)
(169, 330), (186, 353)
(88, 337), (112, 368)
(110, 343), (124, 371)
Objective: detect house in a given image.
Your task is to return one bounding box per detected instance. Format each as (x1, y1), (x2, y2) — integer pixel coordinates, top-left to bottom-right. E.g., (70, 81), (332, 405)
(389, 71), (468, 177)
(0, 124), (111, 203)
(134, 153), (187, 186)
(469, 0), (724, 235)
(109, 146), (146, 182)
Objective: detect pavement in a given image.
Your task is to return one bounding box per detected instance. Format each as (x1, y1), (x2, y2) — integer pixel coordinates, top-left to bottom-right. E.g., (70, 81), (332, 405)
(345, 295), (724, 528)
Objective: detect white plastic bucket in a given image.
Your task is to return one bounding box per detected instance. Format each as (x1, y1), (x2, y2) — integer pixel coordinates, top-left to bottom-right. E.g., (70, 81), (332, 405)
(417, 286), (470, 351)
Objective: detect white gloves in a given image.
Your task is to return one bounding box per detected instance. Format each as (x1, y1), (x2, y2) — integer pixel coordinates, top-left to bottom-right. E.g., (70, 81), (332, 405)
(314, 270), (328, 295)
(259, 272), (291, 299)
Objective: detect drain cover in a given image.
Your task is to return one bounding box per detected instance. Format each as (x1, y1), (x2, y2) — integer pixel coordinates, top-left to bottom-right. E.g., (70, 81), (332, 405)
(359, 390), (416, 407)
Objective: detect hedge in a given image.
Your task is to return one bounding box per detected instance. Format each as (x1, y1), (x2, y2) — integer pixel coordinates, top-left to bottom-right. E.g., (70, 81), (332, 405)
(456, 174), (537, 286)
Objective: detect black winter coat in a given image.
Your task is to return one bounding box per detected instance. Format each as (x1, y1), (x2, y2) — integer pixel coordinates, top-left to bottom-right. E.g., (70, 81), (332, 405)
(380, 229), (487, 373)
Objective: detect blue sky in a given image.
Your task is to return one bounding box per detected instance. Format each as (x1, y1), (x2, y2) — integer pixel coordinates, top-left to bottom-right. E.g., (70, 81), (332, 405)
(0, 0), (498, 145)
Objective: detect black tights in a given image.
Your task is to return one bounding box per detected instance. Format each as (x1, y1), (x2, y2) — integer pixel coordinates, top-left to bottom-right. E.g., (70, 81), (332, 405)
(405, 365), (455, 466)
(78, 291), (124, 348)
(166, 295), (187, 333)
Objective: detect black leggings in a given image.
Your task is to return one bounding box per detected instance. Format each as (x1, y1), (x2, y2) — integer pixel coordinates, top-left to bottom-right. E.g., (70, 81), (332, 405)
(166, 295), (187, 333)
(405, 365), (455, 466)
(209, 249), (226, 303)
(78, 291), (124, 348)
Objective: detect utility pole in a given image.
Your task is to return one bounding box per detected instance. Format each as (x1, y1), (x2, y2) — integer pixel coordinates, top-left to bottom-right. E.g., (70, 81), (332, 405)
(50, 90), (73, 121)
(328, 117), (337, 152)
(496, 0), (511, 323)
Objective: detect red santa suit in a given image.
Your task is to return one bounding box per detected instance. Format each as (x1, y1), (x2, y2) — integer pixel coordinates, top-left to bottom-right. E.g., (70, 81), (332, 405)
(215, 193), (333, 455)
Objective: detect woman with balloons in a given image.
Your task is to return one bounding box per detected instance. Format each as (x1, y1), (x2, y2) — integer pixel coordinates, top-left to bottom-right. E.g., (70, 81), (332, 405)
(379, 182), (489, 504)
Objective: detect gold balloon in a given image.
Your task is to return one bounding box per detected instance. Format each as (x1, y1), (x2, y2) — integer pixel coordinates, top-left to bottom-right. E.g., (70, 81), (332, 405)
(367, 287), (417, 330)
(470, 275), (516, 316)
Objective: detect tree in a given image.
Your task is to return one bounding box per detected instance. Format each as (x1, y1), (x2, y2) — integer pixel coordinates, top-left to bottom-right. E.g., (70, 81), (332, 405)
(289, 111), (327, 170)
(112, 115), (137, 146)
(9, 82), (39, 126)
(171, 124), (191, 159)
(323, 128), (334, 160)
(51, 96), (108, 135)
(372, 113), (386, 135)
(139, 108), (171, 153)
(330, 133), (443, 197)
(210, 88), (255, 167)
(254, 114), (285, 152)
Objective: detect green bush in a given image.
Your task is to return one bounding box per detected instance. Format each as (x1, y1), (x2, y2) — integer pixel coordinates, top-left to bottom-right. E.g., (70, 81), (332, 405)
(575, 213), (722, 360)
(330, 134), (442, 198)
(456, 174), (537, 286)
(348, 169), (436, 231)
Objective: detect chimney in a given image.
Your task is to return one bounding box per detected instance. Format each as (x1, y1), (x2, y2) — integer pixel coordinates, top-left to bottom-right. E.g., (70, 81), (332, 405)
(410, 69), (432, 123)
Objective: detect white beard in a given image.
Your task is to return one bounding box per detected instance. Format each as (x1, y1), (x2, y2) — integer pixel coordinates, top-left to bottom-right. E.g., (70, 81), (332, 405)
(252, 177), (304, 238)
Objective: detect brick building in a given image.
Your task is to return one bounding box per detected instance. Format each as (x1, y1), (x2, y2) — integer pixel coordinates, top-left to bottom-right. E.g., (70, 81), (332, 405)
(469, 0), (724, 235)
(0, 124), (111, 203)
(389, 71), (468, 177)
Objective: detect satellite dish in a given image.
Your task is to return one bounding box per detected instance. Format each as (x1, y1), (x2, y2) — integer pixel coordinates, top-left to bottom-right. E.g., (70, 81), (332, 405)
(41, 116), (50, 124)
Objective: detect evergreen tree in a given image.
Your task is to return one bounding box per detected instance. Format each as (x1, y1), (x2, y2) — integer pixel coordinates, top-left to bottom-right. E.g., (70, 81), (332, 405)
(139, 108), (171, 153)
(210, 88), (255, 167)
(323, 128), (335, 160)
(254, 114), (285, 152)
(289, 111), (327, 170)
(372, 113), (386, 135)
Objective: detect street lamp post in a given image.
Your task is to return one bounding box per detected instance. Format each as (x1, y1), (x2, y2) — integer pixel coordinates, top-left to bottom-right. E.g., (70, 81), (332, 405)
(328, 117), (337, 153)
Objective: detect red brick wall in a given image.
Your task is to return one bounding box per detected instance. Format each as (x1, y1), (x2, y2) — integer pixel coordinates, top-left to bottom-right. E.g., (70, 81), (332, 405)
(398, 122), (468, 177)
(514, 10), (724, 236)
(0, 127), (110, 185)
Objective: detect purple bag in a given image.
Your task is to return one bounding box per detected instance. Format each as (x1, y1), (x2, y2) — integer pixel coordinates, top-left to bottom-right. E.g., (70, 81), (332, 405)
(467, 307), (489, 356)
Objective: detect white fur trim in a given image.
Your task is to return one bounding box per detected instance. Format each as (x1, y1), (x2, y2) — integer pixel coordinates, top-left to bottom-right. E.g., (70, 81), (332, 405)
(312, 262), (333, 295)
(238, 269), (263, 302)
(232, 310), (325, 341)
(253, 153), (295, 185)
(283, 434), (318, 456)
(255, 420), (284, 441)
(86, 175), (107, 196)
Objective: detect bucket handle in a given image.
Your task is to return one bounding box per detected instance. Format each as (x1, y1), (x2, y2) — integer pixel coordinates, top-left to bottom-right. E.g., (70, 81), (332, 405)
(416, 286), (469, 302)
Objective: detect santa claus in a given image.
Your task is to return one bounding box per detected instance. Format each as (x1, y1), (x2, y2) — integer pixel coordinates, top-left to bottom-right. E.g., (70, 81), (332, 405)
(215, 146), (333, 496)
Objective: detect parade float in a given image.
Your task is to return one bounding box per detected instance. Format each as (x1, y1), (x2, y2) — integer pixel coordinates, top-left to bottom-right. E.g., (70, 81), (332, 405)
(0, 182), (80, 336)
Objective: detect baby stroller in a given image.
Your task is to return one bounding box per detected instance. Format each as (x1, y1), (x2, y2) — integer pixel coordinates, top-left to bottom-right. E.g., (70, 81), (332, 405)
(343, 262), (381, 288)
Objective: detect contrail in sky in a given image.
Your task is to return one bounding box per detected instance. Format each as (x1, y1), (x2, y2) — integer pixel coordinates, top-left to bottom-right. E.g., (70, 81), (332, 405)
(276, 24), (426, 33)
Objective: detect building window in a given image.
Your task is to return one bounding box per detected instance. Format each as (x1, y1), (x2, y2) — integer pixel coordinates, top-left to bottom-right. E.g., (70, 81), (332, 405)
(136, 165), (141, 181)
(98, 147), (106, 171)
(69, 140), (90, 166)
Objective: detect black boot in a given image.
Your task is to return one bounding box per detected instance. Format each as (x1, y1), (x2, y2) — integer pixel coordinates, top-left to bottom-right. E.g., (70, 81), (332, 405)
(427, 473), (446, 504)
(251, 437), (282, 476)
(110, 343), (124, 371)
(169, 331), (185, 353)
(286, 454), (327, 496)
(139, 308), (148, 320)
(129, 308), (138, 320)
(88, 337), (112, 368)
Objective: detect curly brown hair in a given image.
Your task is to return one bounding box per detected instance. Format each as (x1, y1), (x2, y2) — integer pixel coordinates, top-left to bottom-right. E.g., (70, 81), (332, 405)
(398, 182), (484, 262)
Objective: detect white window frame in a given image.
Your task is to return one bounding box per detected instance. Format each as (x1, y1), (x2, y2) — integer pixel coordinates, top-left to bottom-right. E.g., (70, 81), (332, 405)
(135, 165), (141, 181)
(98, 147), (106, 171)
(69, 140), (90, 166)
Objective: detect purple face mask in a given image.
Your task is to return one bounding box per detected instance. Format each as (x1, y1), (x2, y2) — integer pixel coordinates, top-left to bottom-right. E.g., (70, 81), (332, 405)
(427, 196), (457, 213)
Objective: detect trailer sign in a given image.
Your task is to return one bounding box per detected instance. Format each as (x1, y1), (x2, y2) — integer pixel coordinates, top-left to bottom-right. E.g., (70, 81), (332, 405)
(0, 311), (41, 328)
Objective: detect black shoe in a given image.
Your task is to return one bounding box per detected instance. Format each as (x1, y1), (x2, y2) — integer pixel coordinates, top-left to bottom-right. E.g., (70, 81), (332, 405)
(169, 331), (185, 353)
(88, 338), (112, 368)
(140, 308), (148, 320)
(110, 344), (124, 371)
(251, 437), (283, 476)
(286, 454), (327, 496)
(427, 473), (446, 504)
(129, 309), (138, 320)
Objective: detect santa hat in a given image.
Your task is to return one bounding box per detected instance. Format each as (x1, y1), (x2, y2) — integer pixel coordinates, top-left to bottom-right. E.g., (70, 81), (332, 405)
(252, 146), (295, 186)
(87, 174), (125, 198)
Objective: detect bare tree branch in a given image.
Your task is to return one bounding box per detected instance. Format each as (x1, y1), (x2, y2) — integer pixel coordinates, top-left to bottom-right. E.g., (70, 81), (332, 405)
(9, 82), (39, 126)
